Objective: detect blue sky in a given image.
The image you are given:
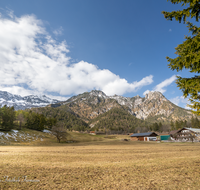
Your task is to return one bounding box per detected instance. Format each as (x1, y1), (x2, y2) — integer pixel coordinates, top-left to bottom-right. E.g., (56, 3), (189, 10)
(0, 0), (196, 109)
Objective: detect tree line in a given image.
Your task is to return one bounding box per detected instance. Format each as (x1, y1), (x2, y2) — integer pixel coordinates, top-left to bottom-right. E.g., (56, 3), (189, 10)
(0, 105), (56, 131)
(0, 105), (70, 143)
(1, 105), (199, 135)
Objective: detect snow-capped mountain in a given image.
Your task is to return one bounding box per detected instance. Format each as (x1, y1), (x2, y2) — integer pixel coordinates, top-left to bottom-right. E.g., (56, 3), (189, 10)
(0, 91), (60, 110)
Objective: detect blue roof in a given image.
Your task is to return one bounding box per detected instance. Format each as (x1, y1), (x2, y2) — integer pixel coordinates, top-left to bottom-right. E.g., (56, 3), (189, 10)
(130, 132), (158, 137)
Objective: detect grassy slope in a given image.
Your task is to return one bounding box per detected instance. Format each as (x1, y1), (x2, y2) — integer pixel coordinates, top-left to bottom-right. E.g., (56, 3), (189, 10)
(0, 128), (109, 146)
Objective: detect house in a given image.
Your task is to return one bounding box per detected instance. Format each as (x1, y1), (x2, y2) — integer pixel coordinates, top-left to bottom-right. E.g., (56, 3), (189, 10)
(130, 132), (158, 141)
(169, 130), (179, 137)
(170, 127), (200, 142)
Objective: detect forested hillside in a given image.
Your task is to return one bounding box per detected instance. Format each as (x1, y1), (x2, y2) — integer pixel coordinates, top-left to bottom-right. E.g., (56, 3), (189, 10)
(30, 106), (89, 131)
(88, 107), (147, 133)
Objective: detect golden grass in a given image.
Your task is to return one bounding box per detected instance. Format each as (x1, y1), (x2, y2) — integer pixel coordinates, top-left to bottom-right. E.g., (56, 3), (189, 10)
(0, 141), (200, 189)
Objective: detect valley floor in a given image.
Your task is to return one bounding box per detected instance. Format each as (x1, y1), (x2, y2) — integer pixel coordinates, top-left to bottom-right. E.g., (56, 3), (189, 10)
(0, 141), (200, 189)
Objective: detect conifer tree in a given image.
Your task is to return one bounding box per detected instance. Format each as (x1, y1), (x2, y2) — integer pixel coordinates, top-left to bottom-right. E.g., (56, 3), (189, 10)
(0, 105), (15, 131)
(170, 120), (175, 130)
(162, 0), (200, 115)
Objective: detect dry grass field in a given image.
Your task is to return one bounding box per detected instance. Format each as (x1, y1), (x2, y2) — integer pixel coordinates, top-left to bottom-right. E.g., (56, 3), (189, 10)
(0, 140), (200, 189)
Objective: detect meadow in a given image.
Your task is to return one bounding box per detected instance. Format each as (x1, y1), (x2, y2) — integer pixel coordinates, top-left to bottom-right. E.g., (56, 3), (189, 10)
(0, 139), (200, 189)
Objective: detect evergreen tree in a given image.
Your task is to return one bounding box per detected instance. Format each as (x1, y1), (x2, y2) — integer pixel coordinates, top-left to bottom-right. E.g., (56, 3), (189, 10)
(150, 122), (160, 132)
(158, 122), (162, 132)
(175, 120), (180, 130)
(162, 1), (200, 115)
(45, 117), (57, 129)
(25, 111), (46, 131)
(0, 105), (15, 131)
(191, 116), (200, 128)
(184, 120), (188, 127)
(170, 120), (175, 130)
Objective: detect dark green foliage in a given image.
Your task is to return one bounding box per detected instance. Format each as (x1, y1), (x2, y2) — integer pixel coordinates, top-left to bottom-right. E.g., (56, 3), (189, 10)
(29, 106), (89, 131)
(162, 0), (200, 23)
(150, 122), (162, 132)
(163, 0), (200, 115)
(170, 120), (175, 130)
(191, 116), (200, 128)
(0, 105), (15, 131)
(89, 107), (147, 133)
(170, 119), (188, 130)
(45, 117), (57, 129)
(25, 111), (46, 131)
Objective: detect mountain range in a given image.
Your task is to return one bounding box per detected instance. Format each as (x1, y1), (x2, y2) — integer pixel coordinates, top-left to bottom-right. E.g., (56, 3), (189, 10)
(0, 90), (60, 110)
(0, 90), (195, 126)
(45, 90), (194, 124)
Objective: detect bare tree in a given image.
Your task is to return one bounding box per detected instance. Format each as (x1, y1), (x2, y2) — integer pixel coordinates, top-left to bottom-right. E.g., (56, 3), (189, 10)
(51, 122), (68, 143)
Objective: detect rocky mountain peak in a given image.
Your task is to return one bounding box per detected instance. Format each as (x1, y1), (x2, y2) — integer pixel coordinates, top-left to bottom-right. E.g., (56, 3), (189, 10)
(145, 91), (165, 100)
(0, 91), (60, 110)
(135, 95), (140, 98)
(40, 89), (194, 124)
(89, 90), (107, 97)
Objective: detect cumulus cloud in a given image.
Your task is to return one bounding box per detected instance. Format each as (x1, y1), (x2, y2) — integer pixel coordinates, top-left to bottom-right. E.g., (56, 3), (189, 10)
(0, 12), (154, 98)
(153, 75), (177, 93)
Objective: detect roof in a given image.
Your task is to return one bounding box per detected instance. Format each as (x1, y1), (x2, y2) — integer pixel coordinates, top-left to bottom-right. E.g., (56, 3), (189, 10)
(169, 130), (179, 135)
(185, 128), (200, 133)
(130, 132), (158, 137)
(158, 133), (169, 136)
(169, 128), (200, 135)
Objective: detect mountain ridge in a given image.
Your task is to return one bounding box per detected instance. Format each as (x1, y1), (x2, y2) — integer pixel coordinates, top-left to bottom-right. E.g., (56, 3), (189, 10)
(0, 89), (195, 124)
(0, 91), (60, 110)
(47, 90), (193, 123)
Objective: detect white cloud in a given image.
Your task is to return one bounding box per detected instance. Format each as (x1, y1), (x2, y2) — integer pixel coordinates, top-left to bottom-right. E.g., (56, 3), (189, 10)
(169, 96), (191, 109)
(53, 26), (63, 36)
(153, 75), (177, 93)
(46, 95), (69, 101)
(0, 12), (154, 98)
(143, 90), (150, 96)
(169, 29), (172, 32)
(102, 75), (153, 96)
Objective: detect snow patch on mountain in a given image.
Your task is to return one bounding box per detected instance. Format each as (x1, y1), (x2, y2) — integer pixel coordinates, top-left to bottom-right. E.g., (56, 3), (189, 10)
(0, 91), (60, 110)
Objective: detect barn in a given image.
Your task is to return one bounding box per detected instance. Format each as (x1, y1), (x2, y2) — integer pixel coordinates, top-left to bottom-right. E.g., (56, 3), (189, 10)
(130, 132), (158, 141)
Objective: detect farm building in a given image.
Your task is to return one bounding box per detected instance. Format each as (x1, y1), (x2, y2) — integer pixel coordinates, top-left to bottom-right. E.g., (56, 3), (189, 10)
(170, 127), (200, 142)
(160, 135), (171, 141)
(130, 132), (158, 141)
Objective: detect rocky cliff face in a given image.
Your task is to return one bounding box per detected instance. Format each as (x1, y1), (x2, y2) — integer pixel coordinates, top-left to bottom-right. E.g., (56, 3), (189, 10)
(60, 91), (121, 122)
(0, 91), (60, 110)
(132, 91), (173, 119)
(53, 90), (193, 123)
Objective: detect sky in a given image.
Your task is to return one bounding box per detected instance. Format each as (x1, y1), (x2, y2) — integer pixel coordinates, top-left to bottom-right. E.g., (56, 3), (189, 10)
(0, 0), (196, 109)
